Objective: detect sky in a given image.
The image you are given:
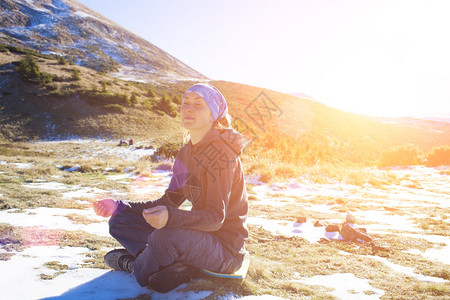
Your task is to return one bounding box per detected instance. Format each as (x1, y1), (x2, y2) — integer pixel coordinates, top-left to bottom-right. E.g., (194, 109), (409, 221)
(77, 0), (450, 118)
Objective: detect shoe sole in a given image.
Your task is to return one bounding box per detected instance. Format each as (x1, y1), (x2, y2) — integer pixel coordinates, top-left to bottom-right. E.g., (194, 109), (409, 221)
(148, 262), (200, 293)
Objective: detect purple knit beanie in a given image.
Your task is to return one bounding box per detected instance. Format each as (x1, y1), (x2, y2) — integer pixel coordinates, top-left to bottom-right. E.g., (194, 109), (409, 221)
(183, 83), (228, 122)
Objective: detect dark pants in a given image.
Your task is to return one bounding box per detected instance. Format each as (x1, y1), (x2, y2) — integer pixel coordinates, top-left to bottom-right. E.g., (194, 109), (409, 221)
(109, 210), (243, 286)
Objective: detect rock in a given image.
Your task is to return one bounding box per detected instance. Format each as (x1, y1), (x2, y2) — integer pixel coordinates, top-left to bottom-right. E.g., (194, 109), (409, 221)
(340, 223), (372, 242)
(314, 220), (328, 227)
(296, 216), (307, 223)
(346, 212), (356, 224)
(325, 224), (340, 232)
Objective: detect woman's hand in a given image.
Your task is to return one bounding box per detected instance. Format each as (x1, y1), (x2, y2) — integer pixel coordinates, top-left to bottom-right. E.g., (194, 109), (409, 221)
(142, 206), (168, 229)
(93, 199), (119, 218)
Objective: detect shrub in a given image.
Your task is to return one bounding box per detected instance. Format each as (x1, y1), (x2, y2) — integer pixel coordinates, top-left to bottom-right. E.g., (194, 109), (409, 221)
(70, 83), (82, 89)
(57, 56), (67, 65)
(152, 141), (183, 160)
(103, 104), (125, 114)
(130, 91), (138, 104)
(378, 145), (422, 167)
(147, 88), (156, 98)
(172, 94), (182, 105)
(158, 94), (177, 117)
(426, 146), (450, 166)
(39, 72), (56, 85)
(44, 82), (59, 91)
(100, 80), (107, 92)
(0, 44), (9, 52)
(81, 90), (129, 106)
(16, 54), (41, 81)
(48, 88), (74, 98)
(15, 54), (57, 85)
(70, 69), (81, 81)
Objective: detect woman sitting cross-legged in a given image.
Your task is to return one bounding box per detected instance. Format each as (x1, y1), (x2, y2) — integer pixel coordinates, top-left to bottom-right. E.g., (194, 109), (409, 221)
(93, 83), (248, 293)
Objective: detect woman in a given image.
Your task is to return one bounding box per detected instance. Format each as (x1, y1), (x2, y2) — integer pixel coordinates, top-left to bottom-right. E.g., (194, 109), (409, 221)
(93, 83), (248, 293)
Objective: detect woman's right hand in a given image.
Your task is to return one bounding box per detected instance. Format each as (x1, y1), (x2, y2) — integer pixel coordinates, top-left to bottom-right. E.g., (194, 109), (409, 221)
(93, 199), (118, 218)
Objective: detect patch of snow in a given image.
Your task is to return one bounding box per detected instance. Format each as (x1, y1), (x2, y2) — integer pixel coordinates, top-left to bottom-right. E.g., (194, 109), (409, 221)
(74, 11), (110, 25)
(403, 234), (450, 265)
(247, 216), (343, 243)
(367, 256), (447, 283)
(62, 186), (106, 200)
(22, 181), (67, 190)
(47, 274), (212, 300)
(123, 41), (142, 53)
(40, 139), (156, 161)
(106, 173), (136, 180)
(0, 207), (110, 237)
(11, 162), (34, 169)
(110, 66), (155, 83)
(352, 210), (422, 233)
(249, 195), (295, 207)
(0, 246), (102, 300)
(0, 244), (213, 300)
(24, 0), (52, 13)
(293, 273), (385, 300)
(41, 50), (63, 56)
(245, 174), (265, 185)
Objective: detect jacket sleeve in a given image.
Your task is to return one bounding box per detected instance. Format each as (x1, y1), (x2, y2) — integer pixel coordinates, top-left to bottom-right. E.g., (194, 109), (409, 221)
(165, 150), (236, 232)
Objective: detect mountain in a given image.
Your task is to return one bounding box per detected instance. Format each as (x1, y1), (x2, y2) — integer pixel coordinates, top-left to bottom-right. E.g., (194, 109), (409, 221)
(0, 0), (207, 82)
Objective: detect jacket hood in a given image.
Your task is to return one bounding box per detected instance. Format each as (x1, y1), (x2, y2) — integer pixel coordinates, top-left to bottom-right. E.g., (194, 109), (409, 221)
(193, 128), (245, 156)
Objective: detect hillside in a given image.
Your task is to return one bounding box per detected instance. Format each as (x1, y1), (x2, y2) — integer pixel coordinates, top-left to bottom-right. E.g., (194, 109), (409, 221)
(0, 48), (191, 143)
(1, 48), (449, 167)
(211, 81), (450, 164)
(0, 0), (206, 82)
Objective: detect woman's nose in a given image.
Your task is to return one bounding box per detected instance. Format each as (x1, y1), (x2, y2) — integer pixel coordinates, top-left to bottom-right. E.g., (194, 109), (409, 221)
(181, 104), (192, 111)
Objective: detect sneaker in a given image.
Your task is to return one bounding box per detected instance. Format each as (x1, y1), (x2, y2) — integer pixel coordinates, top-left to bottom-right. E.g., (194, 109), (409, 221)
(148, 262), (200, 293)
(104, 248), (135, 273)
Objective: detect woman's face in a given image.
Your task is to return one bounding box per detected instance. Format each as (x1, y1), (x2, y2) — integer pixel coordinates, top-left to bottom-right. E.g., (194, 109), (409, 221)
(180, 92), (213, 131)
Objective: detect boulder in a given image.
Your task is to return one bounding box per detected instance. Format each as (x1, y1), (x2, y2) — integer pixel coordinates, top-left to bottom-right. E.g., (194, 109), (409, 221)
(314, 220), (328, 227)
(325, 224), (340, 232)
(340, 223), (372, 242)
(296, 216), (307, 223)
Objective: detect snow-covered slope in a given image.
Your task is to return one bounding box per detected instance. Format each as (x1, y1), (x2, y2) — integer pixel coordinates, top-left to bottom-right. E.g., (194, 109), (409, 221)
(0, 0), (207, 83)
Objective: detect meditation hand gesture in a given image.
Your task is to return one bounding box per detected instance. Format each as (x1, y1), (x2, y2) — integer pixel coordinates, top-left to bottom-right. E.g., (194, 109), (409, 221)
(142, 206), (168, 229)
(93, 199), (119, 218)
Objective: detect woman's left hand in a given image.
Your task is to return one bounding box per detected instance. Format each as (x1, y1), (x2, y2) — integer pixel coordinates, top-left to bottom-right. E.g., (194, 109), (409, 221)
(142, 205), (169, 229)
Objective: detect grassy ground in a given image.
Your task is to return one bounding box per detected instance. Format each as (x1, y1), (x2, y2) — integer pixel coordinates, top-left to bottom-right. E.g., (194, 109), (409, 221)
(0, 140), (449, 299)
